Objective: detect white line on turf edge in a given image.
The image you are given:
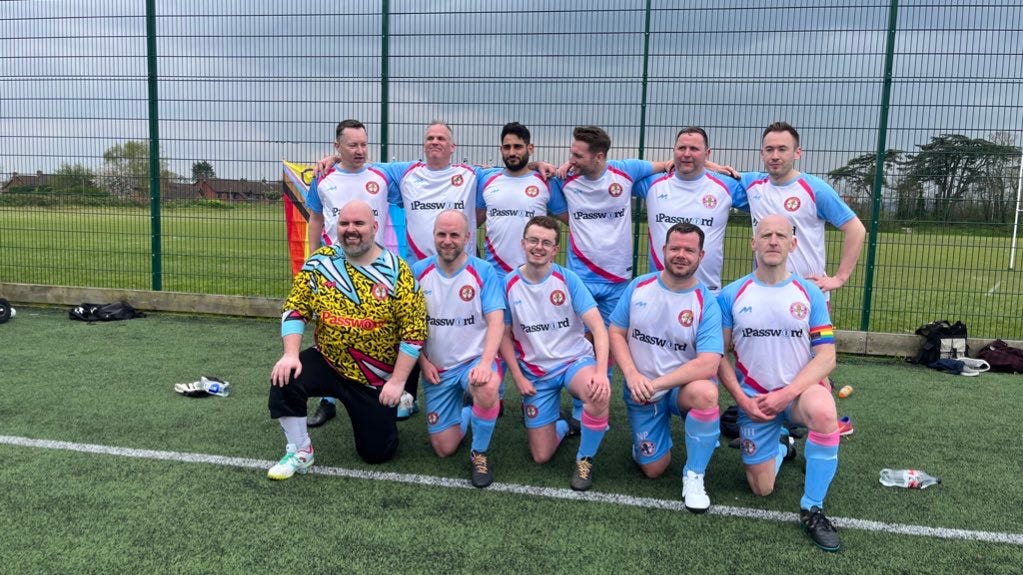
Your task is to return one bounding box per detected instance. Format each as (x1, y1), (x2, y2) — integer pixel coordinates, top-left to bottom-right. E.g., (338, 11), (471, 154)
(3, 434), (1021, 546)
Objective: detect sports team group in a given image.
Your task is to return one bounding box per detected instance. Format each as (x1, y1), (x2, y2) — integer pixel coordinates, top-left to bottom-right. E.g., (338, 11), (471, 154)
(267, 119), (866, 551)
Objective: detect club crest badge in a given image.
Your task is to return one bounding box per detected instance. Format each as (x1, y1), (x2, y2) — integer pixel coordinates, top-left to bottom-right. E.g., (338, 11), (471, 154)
(550, 290), (566, 306)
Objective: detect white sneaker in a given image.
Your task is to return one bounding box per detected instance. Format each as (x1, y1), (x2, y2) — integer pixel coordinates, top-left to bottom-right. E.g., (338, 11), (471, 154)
(960, 357), (990, 372)
(267, 443), (314, 480)
(682, 470), (710, 513)
(396, 391), (419, 420)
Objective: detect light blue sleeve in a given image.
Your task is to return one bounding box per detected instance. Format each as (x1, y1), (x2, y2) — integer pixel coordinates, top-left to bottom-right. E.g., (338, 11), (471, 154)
(564, 268), (597, 316)
(410, 258), (427, 278)
(375, 161), (415, 206)
(502, 274), (514, 325)
(475, 167), (501, 209)
(806, 174), (857, 228)
(733, 172), (768, 212)
(632, 172), (658, 200)
(280, 316), (306, 337)
(611, 159), (656, 184)
(717, 283), (736, 330)
(608, 278), (639, 330)
(546, 176), (566, 215)
(695, 288), (724, 355)
(305, 174), (323, 214)
(479, 261), (506, 314)
(548, 177), (567, 215)
(800, 277), (833, 327)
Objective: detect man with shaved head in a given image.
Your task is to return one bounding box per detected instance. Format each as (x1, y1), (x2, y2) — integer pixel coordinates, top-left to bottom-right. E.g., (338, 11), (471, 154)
(267, 200), (427, 478)
(411, 210), (505, 487)
(717, 214), (842, 552)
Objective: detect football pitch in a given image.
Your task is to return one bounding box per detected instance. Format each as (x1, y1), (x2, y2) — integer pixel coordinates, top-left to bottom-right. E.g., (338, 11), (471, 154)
(1, 307), (1021, 574)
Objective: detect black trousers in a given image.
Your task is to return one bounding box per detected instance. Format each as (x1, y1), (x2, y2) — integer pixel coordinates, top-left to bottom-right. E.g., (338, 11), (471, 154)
(268, 347), (400, 464)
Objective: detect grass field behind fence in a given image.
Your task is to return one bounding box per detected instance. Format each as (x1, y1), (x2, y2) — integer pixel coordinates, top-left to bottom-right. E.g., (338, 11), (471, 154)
(1, 204), (1022, 338)
(0, 307), (1021, 574)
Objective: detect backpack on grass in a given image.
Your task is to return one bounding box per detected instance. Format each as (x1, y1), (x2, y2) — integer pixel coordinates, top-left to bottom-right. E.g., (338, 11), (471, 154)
(908, 320), (968, 365)
(69, 301), (146, 322)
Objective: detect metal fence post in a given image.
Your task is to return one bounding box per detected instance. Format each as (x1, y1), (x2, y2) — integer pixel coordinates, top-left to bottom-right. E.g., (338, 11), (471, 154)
(633, 0), (653, 276)
(860, 0), (899, 331)
(380, 0), (390, 162)
(146, 0), (162, 291)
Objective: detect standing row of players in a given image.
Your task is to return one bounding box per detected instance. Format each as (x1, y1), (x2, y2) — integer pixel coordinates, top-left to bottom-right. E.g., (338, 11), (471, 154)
(268, 120), (865, 552)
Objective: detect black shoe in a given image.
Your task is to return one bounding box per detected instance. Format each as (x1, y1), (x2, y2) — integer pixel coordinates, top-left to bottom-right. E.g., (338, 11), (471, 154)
(306, 399), (336, 428)
(560, 408), (581, 437)
(570, 457), (594, 491)
(800, 506), (841, 552)
(782, 435), (797, 461)
(469, 450), (493, 488)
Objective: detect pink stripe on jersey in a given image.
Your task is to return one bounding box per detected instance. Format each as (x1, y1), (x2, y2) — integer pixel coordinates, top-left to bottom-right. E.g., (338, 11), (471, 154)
(695, 287), (705, 323)
(367, 166), (387, 180)
(514, 338), (545, 377)
(808, 430), (840, 447)
(734, 278), (756, 301)
(606, 166), (634, 182)
(636, 275), (658, 289)
(485, 237), (513, 272)
(689, 407), (720, 422)
(736, 360), (770, 395)
(648, 231), (664, 271)
(465, 263), (484, 288)
(797, 178), (816, 203)
(569, 234), (628, 283)
(483, 173), (501, 189)
(747, 177), (769, 191)
(407, 231), (427, 259)
(792, 279), (811, 301)
(706, 173), (732, 196)
(401, 162), (424, 179)
(552, 270), (565, 283)
(416, 263), (436, 282)
(504, 273), (521, 296)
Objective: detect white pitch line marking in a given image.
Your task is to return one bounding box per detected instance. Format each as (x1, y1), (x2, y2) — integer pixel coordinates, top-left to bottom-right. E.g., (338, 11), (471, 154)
(987, 281), (1000, 295)
(2, 434), (1021, 546)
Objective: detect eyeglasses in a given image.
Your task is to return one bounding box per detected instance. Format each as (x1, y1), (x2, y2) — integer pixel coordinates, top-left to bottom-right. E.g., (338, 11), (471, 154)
(523, 237), (556, 249)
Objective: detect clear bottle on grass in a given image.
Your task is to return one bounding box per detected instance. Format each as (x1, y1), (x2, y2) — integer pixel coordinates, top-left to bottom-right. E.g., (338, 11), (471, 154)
(879, 468), (941, 489)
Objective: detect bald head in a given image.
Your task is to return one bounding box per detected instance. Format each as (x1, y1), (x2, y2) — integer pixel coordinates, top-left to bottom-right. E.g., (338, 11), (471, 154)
(433, 209), (471, 266)
(752, 213), (796, 272)
(755, 214), (794, 238)
(337, 200), (378, 260)
(434, 209), (469, 234)
(340, 199), (374, 222)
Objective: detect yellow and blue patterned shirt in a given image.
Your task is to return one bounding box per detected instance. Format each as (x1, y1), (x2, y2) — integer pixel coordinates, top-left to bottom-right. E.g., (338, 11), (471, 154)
(282, 246), (426, 387)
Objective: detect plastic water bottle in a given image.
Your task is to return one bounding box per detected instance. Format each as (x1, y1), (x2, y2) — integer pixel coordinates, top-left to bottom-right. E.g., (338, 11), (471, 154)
(879, 468), (941, 489)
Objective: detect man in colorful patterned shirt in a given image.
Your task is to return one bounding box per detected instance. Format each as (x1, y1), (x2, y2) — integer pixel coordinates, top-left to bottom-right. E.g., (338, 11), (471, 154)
(305, 119), (397, 429)
(411, 210), (505, 488)
(717, 214), (842, 551)
(267, 201), (426, 479)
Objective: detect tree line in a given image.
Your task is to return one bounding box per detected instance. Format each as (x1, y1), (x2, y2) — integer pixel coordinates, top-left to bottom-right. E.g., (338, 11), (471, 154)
(829, 132), (1021, 224)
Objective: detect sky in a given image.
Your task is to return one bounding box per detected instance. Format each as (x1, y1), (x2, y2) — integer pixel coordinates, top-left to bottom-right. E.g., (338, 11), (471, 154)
(1, 0), (1020, 182)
